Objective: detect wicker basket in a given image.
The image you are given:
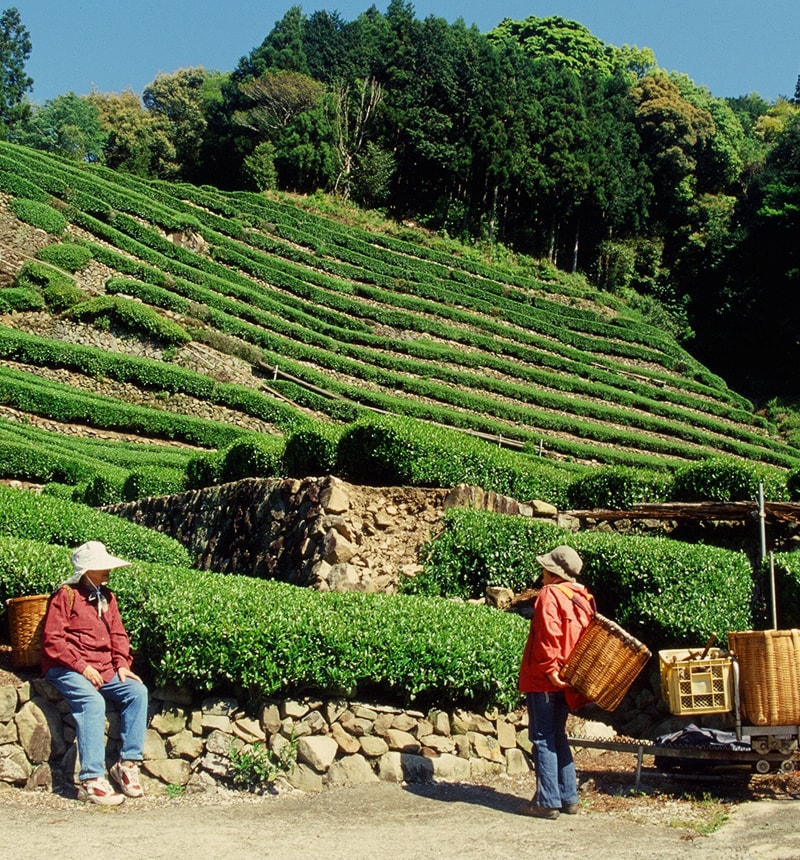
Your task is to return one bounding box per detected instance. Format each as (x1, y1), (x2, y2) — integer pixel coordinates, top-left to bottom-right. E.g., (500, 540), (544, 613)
(728, 629), (800, 726)
(5, 594), (50, 669)
(562, 613), (651, 711)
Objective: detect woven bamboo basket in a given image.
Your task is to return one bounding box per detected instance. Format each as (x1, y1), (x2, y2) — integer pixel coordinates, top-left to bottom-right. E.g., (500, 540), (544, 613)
(728, 629), (800, 726)
(5, 594), (50, 669)
(562, 613), (651, 711)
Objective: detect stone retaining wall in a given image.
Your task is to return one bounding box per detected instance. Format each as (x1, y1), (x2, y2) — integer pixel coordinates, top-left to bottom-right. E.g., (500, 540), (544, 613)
(0, 679), (537, 796)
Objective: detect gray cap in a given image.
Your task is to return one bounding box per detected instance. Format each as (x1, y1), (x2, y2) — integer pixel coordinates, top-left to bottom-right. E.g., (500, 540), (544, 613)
(536, 545), (583, 582)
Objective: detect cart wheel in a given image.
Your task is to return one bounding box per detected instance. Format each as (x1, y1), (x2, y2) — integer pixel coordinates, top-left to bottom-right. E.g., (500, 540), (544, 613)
(754, 758), (771, 774)
(779, 758), (795, 774)
(751, 736), (770, 754)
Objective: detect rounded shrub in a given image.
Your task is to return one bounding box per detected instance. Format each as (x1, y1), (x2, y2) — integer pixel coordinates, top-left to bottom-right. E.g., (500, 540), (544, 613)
(122, 468), (184, 502)
(566, 466), (672, 510)
(283, 421), (342, 477)
(36, 242), (94, 273)
(221, 435), (285, 482)
(185, 450), (225, 490)
(9, 198), (67, 235)
(78, 474), (126, 507)
(671, 457), (788, 502)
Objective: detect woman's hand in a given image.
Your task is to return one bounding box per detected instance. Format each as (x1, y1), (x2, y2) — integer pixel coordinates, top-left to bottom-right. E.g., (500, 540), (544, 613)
(546, 671), (567, 689)
(81, 665), (103, 688)
(118, 665), (142, 684)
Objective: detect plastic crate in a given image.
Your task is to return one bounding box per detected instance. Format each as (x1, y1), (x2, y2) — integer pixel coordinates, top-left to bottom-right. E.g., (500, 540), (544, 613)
(659, 647), (734, 715)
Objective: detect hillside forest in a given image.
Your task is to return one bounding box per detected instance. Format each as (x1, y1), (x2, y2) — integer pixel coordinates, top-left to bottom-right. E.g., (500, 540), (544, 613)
(2, 5), (799, 399)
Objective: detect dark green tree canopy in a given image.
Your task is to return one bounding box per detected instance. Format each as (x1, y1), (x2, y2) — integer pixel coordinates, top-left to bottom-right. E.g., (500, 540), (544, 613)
(0, 6), (32, 135)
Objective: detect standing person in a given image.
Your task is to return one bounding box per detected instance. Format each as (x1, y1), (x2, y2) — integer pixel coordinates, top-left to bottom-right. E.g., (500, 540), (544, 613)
(517, 544), (595, 819)
(42, 541), (148, 806)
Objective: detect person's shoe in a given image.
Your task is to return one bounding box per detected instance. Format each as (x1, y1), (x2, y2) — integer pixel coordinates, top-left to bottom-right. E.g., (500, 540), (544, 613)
(517, 802), (560, 819)
(77, 776), (125, 806)
(110, 760), (144, 798)
(561, 802), (581, 815)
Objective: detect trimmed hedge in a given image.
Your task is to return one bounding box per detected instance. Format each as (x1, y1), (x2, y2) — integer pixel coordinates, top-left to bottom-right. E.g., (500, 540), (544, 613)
(671, 457), (789, 502)
(36, 242), (94, 273)
(412, 509), (754, 653)
(566, 466), (672, 509)
(8, 198), (67, 235)
(0, 535), (528, 712)
(336, 414), (574, 507)
(0, 485), (191, 571)
(768, 551), (800, 629)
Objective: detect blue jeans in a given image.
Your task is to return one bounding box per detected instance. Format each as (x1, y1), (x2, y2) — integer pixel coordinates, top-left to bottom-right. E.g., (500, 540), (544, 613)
(45, 667), (148, 781)
(526, 691), (578, 810)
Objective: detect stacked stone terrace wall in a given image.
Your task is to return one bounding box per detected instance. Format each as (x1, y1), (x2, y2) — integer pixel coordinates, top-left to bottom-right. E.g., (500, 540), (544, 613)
(0, 679), (537, 795)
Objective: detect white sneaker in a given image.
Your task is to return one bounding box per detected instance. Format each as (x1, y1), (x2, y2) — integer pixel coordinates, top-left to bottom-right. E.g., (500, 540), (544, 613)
(110, 760), (144, 798)
(78, 776), (125, 806)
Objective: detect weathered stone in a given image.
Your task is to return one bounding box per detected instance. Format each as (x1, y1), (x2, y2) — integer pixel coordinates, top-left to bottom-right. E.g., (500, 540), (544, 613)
(505, 747), (532, 775)
(467, 731), (504, 764)
(384, 729), (420, 754)
(25, 762), (54, 791)
(516, 729), (533, 755)
(205, 729), (239, 757)
(419, 734), (456, 755)
(451, 710), (494, 735)
(391, 713), (418, 733)
(325, 699), (348, 725)
(0, 720), (17, 745)
(372, 712), (395, 735)
(202, 696), (238, 716)
(323, 529), (356, 564)
(297, 735), (338, 772)
(0, 687), (17, 722)
(429, 709), (451, 736)
(359, 735), (389, 758)
(531, 499), (558, 517)
(15, 698), (66, 763)
(281, 700), (309, 720)
(167, 729), (204, 760)
(378, 751), (433, 783)
(331, 722), (360, 755)
(150, 707), (187, 736)
(143, 728), (168, 760)
(469, 757), (504, 779)
(328, 563), (360, 591)
(286, 762), (324, 792)
(431, 753), (471, 782)
(261, 703), (282, 734)
(496, 717), (518, 750)
(233, 716), (266, 743)
(188, 710), (203, 735)
(319, 483), (350, 514)
(327, 753), (379, 786)
(300, 710), (327, 735)
(0, 744), (32, 783)
(485, 586), (514, 610)
(143, 758), (192, 786)
(200, 751), (231, 778)
(352, 704), (379, 721)
(201, 713), (232, 733)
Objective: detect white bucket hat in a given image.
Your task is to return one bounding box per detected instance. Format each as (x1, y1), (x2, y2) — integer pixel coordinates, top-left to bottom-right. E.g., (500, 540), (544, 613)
(64, 541), (131, 585)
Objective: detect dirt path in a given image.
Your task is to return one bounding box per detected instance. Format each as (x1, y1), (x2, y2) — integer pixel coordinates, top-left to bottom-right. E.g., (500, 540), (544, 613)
(1, 777), (799, 860)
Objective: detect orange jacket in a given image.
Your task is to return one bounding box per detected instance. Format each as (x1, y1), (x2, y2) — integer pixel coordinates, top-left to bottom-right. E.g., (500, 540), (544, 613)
(518, 581), (595, 694)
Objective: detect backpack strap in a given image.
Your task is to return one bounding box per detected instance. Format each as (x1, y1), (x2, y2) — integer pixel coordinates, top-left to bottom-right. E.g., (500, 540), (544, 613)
(50, 584), (75, 612)
(554, 582), (597, 617)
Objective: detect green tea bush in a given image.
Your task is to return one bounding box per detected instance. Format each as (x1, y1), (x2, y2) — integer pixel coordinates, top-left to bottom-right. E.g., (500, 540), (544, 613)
(14, 261), (79, 309)
(74, 473), (126, 506)
(671, 457), (788, 502)
(767, 552), (800, 629)
(572, 530), (753, 650)
(566, 466), (672, 510)
(221, 435), (285, 482)
(405, 509), (567, 598)
(9, 198), (67, 235)
(36, 243), (94, 272)
(122, 468), (184, 501)
(67, 296), (191, 346)
(0, 287), (45, 312)
(787, 467), (800, 502)
(0, 440), (94, 484)
(0, 544), (528, 711)
(185, 449), (225, 490)
(283, 421), (342, 477)
(0, 485), (191, 571)
(336, 415), (572, 506)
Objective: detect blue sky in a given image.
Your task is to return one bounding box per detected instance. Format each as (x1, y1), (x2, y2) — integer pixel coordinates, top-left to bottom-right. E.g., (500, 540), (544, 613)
(11, 0), (800, 104)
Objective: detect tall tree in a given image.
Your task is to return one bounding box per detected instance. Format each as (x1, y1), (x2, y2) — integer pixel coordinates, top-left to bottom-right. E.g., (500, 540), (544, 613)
(0, 6), (32, 136)
(13, 92), (106, 161)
